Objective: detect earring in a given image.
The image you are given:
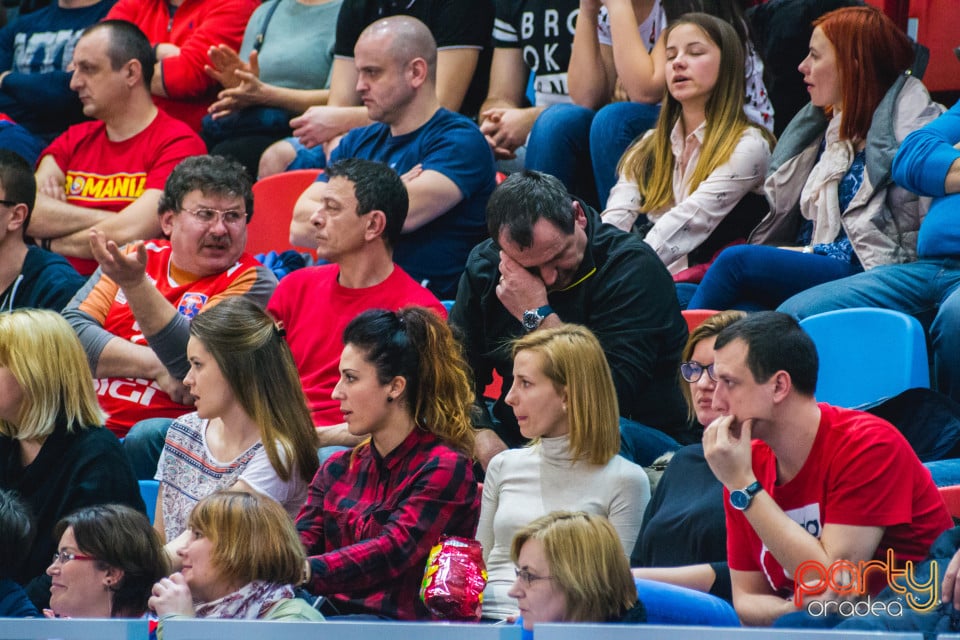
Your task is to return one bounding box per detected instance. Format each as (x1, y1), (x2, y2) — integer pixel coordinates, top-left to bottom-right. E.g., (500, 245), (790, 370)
(387, 396), (394, 403)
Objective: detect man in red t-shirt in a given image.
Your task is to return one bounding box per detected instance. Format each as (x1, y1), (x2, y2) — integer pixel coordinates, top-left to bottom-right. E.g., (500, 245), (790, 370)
(703, 312), (952, 626)
(268, 158), (445, 448)
(28, 20), (205, 275)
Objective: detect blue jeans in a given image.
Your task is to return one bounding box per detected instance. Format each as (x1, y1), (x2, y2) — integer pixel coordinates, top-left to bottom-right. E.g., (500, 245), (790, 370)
(618, 417), (680, 467)
(779, 258), (960, 405)
(687, 245), (862, 311)
(123, 418), (173, 480)
(285, 136), (328, 171)
(526, 102), (660, 209)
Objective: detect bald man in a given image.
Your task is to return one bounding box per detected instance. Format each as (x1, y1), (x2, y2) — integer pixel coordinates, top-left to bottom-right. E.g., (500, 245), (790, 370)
(289, 16), (495, 299)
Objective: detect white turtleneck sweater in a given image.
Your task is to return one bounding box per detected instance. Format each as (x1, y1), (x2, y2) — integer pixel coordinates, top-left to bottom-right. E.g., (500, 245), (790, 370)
(476, 435), (650, 619)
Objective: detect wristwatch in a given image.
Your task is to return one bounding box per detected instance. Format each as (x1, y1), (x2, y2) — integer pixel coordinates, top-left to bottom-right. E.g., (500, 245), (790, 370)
(729, 481), (763, 511)
(522, 305), (554, 332)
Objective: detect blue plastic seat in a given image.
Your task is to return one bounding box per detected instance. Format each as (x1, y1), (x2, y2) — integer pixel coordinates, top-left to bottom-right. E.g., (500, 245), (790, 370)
(799, 307), (930, 408)
(138, 479), (160, 524)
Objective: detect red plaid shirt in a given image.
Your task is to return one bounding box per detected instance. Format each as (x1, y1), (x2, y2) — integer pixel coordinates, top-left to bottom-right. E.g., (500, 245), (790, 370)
(296, 428), (479, 619)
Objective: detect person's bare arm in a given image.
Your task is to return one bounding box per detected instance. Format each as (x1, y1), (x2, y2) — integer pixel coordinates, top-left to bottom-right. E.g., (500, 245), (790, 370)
(632, 564), (717, 593)
(207, 50), (331, 117)
(436, 48), (480, 112)
(30, 156), (113, 238)
(603, 0), (666, 103)
(315, 423), (365, 448)
(402, 170), (464, 231)
(290, 180), (323, 248)
(49, 190), (164, 258)
(567, 0), (616, 108)
(731, 569), (796, 626)
(704, 416), (885, 577)
(288, 58), (368, 148)
(479, 48), (542, 158)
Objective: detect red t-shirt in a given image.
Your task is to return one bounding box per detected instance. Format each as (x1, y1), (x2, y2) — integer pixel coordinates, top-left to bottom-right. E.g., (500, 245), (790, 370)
(267, 263), (446, 426)
(41, 109), (206, 274)
(725, 403), (951, 596)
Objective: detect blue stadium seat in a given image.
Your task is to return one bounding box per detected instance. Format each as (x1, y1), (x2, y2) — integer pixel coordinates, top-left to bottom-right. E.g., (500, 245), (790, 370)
(139, 479), (160, 524)
(799, 307), (930, 408)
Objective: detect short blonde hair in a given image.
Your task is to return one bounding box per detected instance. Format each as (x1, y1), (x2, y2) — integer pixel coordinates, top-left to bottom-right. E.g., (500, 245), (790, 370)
(188, 491), (305, 587)
(512, 325), (619, 464)
(0, 309), (104, 439)
(511, 511), (637, 622)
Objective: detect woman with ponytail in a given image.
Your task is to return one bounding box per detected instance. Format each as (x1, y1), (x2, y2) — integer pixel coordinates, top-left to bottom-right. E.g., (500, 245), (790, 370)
(296, 306), (480, 620)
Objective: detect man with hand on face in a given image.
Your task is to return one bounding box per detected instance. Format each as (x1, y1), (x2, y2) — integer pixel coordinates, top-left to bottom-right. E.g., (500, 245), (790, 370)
(450, 169), (688, 470)
(703, 311), (951, 627)
(62, 155), (277, 439)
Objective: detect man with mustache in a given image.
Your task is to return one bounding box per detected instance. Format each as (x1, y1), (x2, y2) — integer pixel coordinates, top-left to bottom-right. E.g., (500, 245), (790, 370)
(62, 155), (277, 439)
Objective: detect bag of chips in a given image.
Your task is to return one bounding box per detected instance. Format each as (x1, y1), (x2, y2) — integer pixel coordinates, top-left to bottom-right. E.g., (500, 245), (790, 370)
(420, 535), (487, 621)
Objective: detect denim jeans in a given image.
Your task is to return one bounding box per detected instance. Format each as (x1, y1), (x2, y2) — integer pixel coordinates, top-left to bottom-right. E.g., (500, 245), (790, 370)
(123, 418), (173, 480)
(526, 102), (660, 209)
(778, 258), (960, 405)
(687, 244), (862, 311)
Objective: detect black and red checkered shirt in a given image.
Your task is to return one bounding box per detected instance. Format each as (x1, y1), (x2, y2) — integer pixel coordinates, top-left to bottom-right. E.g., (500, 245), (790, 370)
(296, 428), (479, 619)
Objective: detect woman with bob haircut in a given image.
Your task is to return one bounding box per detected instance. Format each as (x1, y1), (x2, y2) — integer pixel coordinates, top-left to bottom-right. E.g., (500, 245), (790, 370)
(508, 511), (644, 631)
(688, 5), (944, 311)
(0, 309), (143, 611)
(155, 297), (318, 554)
(296, 306), (479, 620)
(46, 504), (168, 618)
(477, 324), (649, 620)
(603, 13), (774, 277)
(150, 491), (323, 621)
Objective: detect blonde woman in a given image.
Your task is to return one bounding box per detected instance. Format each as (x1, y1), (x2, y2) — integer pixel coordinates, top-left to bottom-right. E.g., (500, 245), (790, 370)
(603, 13), (774, 276)
(0, 310), (143, 610)
(150, 491), (322, 622)
(508, 511), (643, 630)
(477, 324), (649, 620)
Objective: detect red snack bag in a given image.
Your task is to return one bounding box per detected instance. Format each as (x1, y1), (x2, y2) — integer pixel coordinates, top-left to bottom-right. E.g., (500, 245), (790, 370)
(420, 535), (487, 621)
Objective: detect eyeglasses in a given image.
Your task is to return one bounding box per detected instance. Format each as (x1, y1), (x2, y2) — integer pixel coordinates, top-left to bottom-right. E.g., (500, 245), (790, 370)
(680, 360), (717, 383)
(0, 199), (20, 207)
(51, 551), (96, 565)
(181, 206), (247, 228)
(514, 568), (555, 587)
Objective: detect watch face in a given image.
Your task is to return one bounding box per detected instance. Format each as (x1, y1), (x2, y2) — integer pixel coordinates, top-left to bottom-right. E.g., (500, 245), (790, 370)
(522, 310), (540, 331)
(730, 489), (750, 511)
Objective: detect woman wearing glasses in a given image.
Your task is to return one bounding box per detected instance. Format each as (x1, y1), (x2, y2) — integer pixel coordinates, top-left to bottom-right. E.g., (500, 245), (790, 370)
(632, 310), (745, 599)
(0, 310), (144, 612)
(477, 324), (649, 621)
(508, 511), (644, 633)
(155, 297), (318, 561)
(46, 504), (168, 618)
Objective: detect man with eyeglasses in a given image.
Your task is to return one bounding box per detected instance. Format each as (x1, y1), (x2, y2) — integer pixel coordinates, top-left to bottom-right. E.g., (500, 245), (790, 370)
(26, 20), (205, 277)
(62, 155), (277, 440)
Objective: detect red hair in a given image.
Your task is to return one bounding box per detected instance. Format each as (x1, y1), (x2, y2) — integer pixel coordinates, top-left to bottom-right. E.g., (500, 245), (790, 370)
(814, 5), (914, 141)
